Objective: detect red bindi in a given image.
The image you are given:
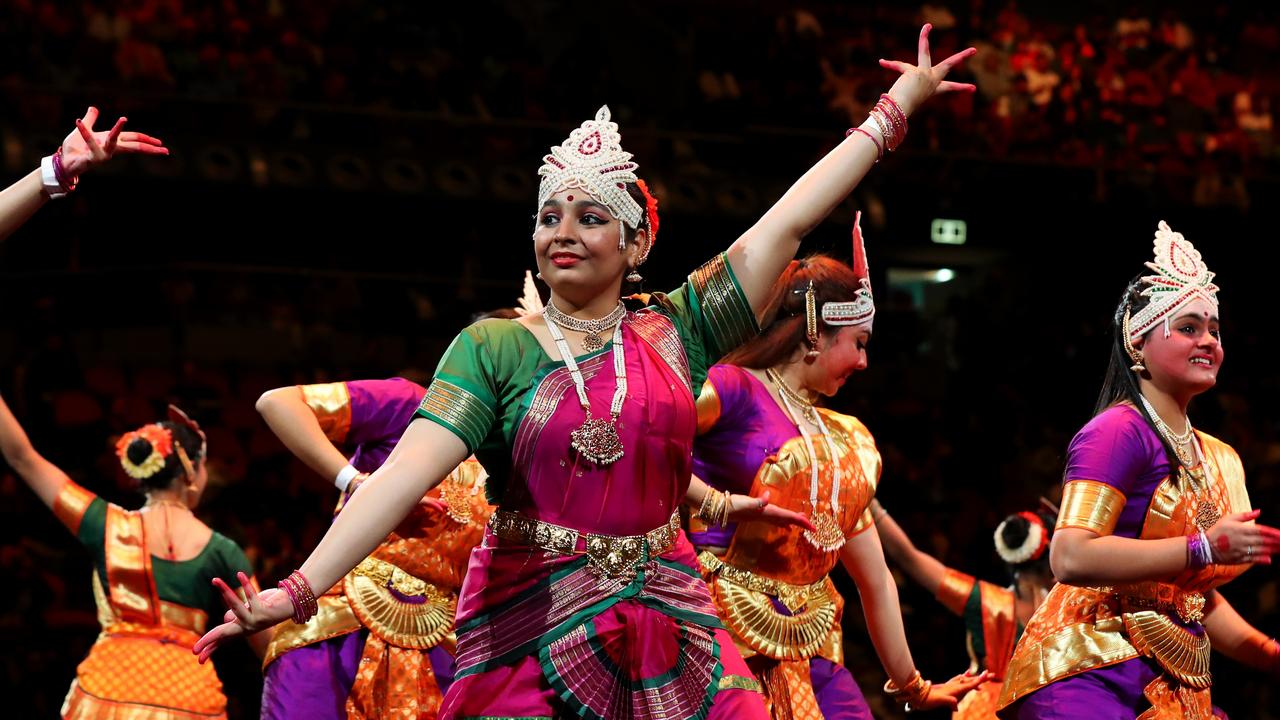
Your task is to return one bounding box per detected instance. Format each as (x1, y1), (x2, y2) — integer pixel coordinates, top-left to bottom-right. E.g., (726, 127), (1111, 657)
(567, 195), (575, 202)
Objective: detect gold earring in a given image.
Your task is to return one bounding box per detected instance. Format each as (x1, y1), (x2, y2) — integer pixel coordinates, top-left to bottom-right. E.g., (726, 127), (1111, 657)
(1122, 308), (1146, 373)
(626, 268), (643, 283)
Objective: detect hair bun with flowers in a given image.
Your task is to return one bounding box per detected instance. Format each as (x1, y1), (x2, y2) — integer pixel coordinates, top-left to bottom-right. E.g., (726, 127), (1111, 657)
(115, 424), (175, 480)
(994, 511), (1050, 565)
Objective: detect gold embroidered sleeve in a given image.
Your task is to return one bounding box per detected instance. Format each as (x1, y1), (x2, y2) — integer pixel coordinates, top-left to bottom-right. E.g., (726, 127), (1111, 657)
(1057, 480), (1126, 535)
(53, 480), (98, 535)
(695, 379), (722, 436)
(300, 382), (353, 442)
(415, 380), (495, 454)
(849, 508), (876, 537)
(689, 252), (759, 358)
(936, 568), (977, 616)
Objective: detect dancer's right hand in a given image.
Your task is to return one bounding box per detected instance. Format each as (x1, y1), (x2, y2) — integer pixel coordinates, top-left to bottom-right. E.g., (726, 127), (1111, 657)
(1206, 510), (1280, 565)
(914, 670), (993, 711)
(193, 571), (293, 663)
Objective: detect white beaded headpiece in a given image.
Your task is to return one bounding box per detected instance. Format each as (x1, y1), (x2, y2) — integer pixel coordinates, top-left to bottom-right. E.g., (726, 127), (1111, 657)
(1127, 220), (1218, 342)
(537, 106), (644, 232)
(820, 211), (875, 327)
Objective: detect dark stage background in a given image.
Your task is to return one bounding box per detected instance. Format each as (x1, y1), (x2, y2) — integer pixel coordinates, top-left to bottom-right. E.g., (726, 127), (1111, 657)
(1, 1), (1278, 717)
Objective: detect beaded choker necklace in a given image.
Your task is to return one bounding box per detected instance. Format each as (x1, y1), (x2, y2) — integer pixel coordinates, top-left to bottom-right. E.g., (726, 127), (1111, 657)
(544, 301), (626, 352)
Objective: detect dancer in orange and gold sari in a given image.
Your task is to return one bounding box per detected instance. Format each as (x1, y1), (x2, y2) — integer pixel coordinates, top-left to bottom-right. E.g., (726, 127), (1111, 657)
(997, 223), (1280, 719)
(0, 395), (268, 719)
(875, 504), (1056, 719)
(255, 377), (493, 720)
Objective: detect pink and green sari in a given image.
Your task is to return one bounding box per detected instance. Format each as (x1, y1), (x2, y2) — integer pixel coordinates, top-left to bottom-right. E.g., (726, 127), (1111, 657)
(415, 253), (767, 720)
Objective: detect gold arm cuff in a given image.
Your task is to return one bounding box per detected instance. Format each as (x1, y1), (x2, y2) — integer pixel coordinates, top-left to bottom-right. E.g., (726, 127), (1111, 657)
(695, 379), (722, 436)
(1057, 480), (1126, 535)
(299, 382), (352, 443)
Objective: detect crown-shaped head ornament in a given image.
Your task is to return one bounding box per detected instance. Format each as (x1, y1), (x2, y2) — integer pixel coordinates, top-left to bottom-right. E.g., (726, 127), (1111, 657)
(537, 106), (644, 230)
(820, 211), (876, 327)
(1127, 220), (1219, 341)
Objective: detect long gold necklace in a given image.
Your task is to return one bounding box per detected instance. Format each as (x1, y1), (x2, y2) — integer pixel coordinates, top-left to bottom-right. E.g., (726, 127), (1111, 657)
(768, 369), (845, 552)
(1137, 395), (1217, 530)
(767, 368), (819, 425)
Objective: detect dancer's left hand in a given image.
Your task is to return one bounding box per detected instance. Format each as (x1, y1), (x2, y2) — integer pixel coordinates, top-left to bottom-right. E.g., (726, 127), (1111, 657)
(726, 490), (816, 532)
(914, 670), (993, 711)
(194, 571), (292, 663)
(58, 106), (168, 179)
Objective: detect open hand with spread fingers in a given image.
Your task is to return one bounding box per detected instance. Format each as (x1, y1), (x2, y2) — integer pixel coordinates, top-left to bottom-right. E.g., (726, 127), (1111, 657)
(879, 23), (978, 118)
(193, 571), (292, 663)
(58, 106), (168, 181)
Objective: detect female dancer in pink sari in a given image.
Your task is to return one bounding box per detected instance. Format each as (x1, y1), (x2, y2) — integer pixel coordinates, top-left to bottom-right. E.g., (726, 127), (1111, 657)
(196, 26), (980, 719)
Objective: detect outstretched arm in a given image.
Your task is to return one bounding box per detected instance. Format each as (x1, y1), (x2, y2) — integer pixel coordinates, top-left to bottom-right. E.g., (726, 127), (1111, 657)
(842, 526), (989, 711)
(0, 392), (72, 509)
(873, 501), (951, 598)
(195, 417), (468, 661)
(0, 107), (167, 243)
(726, 24), (976, 315)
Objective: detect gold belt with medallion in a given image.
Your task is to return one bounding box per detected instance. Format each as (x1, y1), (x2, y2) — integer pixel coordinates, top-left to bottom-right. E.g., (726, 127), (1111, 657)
(487, 510), (680, 580)
(1102, 582), (1212, 689)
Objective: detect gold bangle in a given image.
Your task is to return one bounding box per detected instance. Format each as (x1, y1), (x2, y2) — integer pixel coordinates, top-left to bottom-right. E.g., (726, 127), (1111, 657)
(717, 491), (733, 528)
(697, 488), (717, 524)
(884, 670), (930, 710)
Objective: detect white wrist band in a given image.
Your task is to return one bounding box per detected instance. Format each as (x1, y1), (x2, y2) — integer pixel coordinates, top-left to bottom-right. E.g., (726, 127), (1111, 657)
(41, 155), (68, 199)
(335, 464), (360, 492)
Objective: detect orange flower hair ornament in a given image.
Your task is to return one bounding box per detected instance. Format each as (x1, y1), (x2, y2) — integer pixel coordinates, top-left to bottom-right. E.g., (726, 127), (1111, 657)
(115, 424), (175, 480)
(636, 178), (660, 265)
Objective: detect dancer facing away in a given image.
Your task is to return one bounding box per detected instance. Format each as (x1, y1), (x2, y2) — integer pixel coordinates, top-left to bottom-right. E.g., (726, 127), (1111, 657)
(689, 215), (988, 719)
(255, 375), (493, 720)
(0, 395), (268, 719)
(196, 25), (979, 720)
(0, 106), (167, 242)
(997, 222), (1280, 718)
(874, 502), (1057, 718)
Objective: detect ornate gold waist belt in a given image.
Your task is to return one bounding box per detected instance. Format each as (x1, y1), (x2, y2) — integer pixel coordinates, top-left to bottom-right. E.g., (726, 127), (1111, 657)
(487, 510), (680, 579)
(1116, 582), (1206, 624)
(698, 552), (829, 613)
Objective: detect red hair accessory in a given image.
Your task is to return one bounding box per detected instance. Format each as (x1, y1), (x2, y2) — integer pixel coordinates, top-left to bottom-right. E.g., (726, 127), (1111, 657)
(635, 178), (659, 261)
(115, 424), (175, 480)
